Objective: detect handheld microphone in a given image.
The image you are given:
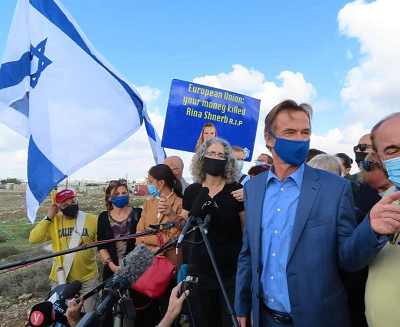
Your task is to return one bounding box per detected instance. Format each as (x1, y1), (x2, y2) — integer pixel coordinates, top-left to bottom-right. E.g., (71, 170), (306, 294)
(60, 280), (82, 301)
(178, 264), (199, 316)
(28, 302), (55, 327)
(77, 245), (153, 326)
(176, 187), (209, 249)
(28, 281), (83, 326)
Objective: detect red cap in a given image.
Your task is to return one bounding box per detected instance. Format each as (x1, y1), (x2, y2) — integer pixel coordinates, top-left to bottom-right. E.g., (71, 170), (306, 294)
(55, 189), (76, 204)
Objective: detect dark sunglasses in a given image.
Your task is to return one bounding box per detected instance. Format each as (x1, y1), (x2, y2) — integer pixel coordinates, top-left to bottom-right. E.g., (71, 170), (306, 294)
(109, 179), (127, 187)
(353, 143), (372, 152)
(361, 160), (378, 171)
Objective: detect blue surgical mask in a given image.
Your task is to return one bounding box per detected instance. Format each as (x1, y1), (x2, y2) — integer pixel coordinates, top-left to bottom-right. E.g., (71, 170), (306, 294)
(383, 157), (400, 188)
(237, 160), (244, 171)
(110, 195), (129, 208)
(269, 132), (310, 166)
(147, 184), (160, 198)
(255, 161), (264, 166)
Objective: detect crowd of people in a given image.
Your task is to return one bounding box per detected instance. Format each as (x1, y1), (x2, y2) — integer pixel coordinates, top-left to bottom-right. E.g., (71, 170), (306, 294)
(29, 99), (400, 327)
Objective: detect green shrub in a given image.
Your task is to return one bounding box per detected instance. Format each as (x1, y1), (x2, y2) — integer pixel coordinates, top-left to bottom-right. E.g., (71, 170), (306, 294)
(0, 246), (20, 258)
(0, 259), (52, 297)
(0, 234), (7, 243)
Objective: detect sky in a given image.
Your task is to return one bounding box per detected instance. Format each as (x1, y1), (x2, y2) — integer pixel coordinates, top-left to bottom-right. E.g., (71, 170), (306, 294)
(0, 0), (399, 180)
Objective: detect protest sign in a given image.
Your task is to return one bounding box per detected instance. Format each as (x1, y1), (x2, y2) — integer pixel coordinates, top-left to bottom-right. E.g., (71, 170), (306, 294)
(162, 79), (261, 161)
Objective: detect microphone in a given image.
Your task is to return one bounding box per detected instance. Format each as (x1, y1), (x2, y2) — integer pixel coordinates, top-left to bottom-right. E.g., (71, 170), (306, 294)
(148, 219), (186, 230)
(60, 280), (82, 301)
(28, 302), (55, 327)
(77, 245), (153, 326)
(202, 198), (218, 234)
(176, 187), (209, 249)
(178, 264), (199, 316)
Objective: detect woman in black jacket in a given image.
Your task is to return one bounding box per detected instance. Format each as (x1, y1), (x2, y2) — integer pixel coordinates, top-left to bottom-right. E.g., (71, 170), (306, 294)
(97, 179), (159, 326)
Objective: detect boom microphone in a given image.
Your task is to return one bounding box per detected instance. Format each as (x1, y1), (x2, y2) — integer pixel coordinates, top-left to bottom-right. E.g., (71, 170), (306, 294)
(77, 245), (153, 326)
(176, 187), (210, 249)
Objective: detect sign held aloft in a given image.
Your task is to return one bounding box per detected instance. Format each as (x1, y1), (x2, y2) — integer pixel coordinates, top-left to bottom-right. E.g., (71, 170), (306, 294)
(162, 79), (261, 161)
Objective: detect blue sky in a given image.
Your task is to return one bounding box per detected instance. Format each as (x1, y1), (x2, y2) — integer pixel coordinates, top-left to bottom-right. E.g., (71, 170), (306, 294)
(0, 0), (398, 179)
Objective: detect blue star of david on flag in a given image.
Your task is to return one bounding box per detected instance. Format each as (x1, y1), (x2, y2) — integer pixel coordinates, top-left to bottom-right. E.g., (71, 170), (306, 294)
(30, 38), (52, 88)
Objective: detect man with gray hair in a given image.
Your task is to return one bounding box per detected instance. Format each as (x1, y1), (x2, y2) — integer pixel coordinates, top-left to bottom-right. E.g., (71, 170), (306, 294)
(235, 100), (400, 327)
(307, 154), (342, 175)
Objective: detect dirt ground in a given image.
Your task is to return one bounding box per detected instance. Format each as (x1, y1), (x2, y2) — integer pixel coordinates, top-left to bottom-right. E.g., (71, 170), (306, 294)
(0, 189), (146, 326)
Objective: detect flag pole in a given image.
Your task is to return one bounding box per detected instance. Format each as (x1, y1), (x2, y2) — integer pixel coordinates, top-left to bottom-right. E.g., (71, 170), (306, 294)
(51, 189), (66, 284)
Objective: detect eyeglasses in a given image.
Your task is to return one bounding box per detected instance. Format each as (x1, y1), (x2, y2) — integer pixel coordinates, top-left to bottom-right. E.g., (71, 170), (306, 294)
(361, 160), (378, 171)
(109, 179), (127, 187)
(353, 143), (372, 152)
(204, 151), (226, 160)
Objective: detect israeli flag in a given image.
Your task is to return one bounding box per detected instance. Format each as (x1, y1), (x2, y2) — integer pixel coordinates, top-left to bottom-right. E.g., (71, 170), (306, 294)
(0, 0), (166, 223)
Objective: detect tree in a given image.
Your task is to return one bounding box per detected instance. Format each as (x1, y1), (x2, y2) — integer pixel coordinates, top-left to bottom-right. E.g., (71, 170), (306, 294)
(0, 178), (22, 185)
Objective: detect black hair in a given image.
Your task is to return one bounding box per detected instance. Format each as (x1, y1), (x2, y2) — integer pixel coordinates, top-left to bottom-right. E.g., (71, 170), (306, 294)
(148, 164), (183, 198)
(335, 153), (353, 169)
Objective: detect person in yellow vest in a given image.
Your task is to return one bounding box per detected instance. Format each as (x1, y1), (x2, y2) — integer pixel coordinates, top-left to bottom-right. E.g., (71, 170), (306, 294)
(366, 112), (400, 327)
(29, 189), (99, 313)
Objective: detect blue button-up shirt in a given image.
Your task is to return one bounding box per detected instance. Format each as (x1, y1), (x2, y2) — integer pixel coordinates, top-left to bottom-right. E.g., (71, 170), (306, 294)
(237, 172), (250, 185)
(260, 163), (305, 313)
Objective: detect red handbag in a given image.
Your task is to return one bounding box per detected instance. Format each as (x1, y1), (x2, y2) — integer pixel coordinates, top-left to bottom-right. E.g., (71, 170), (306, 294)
(131, 256), (175, 298)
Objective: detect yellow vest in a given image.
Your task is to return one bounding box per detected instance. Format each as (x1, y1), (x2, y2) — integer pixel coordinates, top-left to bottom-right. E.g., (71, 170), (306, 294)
(365, 186), (400, 327)
(29, 212), (98, 283)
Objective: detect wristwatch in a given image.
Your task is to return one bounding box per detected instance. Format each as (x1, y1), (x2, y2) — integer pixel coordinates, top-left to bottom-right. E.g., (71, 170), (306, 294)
(104, 257), (113, 266)
(44, 216), (52, 222)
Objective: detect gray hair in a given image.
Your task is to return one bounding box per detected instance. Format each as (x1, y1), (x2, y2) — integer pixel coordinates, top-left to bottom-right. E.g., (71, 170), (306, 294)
(191, 137), (239, 183)
(307, 154), (342, 176)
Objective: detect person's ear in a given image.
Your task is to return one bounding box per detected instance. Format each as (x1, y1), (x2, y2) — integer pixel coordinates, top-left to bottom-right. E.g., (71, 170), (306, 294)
(158, 180), (166, 190)
(371, 152), (381, 163)
(344, 167), (351, 175)
(265, 133), (275, 149)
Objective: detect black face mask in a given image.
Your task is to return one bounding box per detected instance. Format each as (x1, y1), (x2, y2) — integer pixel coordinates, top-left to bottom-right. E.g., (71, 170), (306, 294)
(355, 152), (368, 164)
(203, 157), (227, 176)
(61, 204), (79, 218)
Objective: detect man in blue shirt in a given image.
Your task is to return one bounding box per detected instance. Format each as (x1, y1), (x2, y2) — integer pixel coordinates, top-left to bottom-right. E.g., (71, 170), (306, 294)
(235, 100), (400, 327)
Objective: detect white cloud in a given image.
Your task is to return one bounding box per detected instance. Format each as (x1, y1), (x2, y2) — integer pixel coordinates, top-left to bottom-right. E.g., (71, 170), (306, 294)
(0, 124), (28, 178)
(338, 0), (400, 124)
(136, 85), (161, 103)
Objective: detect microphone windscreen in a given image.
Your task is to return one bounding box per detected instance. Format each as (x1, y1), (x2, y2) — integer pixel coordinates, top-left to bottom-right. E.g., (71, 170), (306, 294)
(177, 264), (187, 284)
(60, 280), (82, 300)
(189, 187), (209, 217)
(117, 244), (154, 285)
(186, 264), (199, 277)
(29, 302), (54, 327)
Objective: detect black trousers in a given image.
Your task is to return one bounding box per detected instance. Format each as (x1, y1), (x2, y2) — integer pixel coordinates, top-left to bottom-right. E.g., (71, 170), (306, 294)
(197, 286), (235, 327)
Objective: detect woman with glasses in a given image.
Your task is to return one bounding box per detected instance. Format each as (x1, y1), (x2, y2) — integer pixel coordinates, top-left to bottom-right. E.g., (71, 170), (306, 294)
(181, 137), (245, 327)
(135, 164), (184, 325)
(97, 179), (143, 325)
